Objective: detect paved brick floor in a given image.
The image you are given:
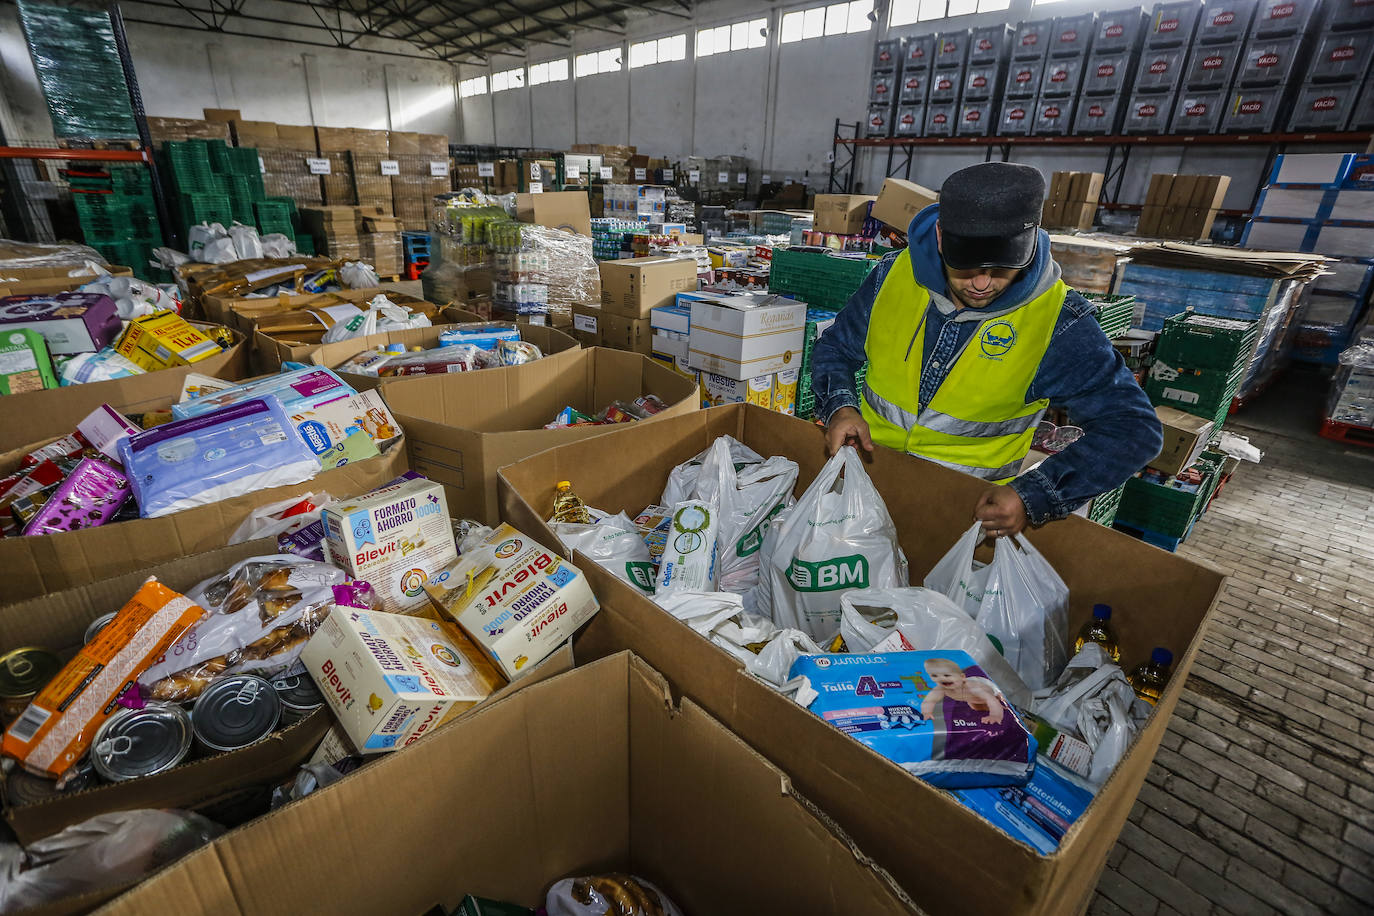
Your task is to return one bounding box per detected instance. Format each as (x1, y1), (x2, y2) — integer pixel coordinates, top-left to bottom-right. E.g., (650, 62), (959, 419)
(1090, 396), (1374, 916)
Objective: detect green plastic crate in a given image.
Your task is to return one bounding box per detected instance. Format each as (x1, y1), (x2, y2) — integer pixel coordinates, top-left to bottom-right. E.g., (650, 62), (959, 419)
(1081, 292), (1135, 340)
(1115, 460), (1219, 538)
(768, 247), (879, 312)
(1087, 483), (1124, 527)
(1154, 311), (1258, 372)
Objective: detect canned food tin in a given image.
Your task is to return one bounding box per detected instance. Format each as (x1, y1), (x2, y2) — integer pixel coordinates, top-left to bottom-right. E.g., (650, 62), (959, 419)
(90, 704), (192, 781)
(84, 612), (118, 644)
(272, 670), (324, 725)
(0, 647), (61, 727)
(6, 758), (96, 806)
(192, 675), (281, 752)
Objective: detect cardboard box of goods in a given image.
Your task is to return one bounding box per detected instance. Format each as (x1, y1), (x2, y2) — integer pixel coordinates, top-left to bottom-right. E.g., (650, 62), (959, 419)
(272, 123), (318, 151)
(686, 294), (806, 379)
(201, 108), (240, 122)
(0, 429), (407, 604)
(188, 257), (338, 319)
(1148, 406), (1215, 476)
(259, 319), (468, 375)
(229, 120), (277, 147)
(514, 191), (593, 237)
(311, 321), (577, 392)
(0, 265), (133, 298)
(598, 257), (699, 319)
(870, 178), (939, 232)
(600, 313), (652, 356)
(380, 348), (698, 524)
(249, 295), (441, 353)
(114, 310), (223, 371)
(812, 194), (877, 235)
(415, 133), (449, 156)
(99, 651), (910, 916)
(350, 128), (389, 155)
(651, 331), (688, 361)
(496, 404), (1226, 916)
(570, 302), (602, 348)
(700, 371), (772, 408)
(314, 127), (354, 153)
(0, 323), (249, 454)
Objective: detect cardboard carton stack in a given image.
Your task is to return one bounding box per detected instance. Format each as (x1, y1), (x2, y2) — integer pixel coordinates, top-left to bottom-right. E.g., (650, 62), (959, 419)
(315, 128), (357, 206)
(869, 178), (939, 233)
(1042, 172), (1104, 232)
(348, 129), (394, 215)
(595, 256), (699, 358)
(1137, 173), (1231, 240)
(390, 132), (450, 229)
(256, 123), (324, 210)
(145, 116), (231, 146)
(361, 211), (404, 277)
(812, 194), (877, 237)
(301, 205), (363, 260)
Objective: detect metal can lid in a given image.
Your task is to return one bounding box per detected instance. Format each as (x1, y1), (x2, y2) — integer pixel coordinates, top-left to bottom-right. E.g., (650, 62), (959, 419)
(84, 612), (118, 644)
(9, 756), (97, 804)
(271, 671), (324, 713)
(0, 648), (61, 698)
(91, 704), (192, 781)
(192, 675), (281, 751)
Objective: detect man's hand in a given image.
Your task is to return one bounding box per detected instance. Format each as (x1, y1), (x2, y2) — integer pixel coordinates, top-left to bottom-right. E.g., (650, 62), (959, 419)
(975, 485), (1028, 538)
(825, 407), (873, 456)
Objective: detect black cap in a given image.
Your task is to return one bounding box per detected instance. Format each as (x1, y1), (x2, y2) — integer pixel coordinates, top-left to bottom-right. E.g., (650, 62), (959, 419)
(938, 162), (1046, 270)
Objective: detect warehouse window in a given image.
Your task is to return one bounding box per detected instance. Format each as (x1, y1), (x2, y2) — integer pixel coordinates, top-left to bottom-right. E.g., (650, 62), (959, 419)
(575, 47), (622, 76)
(629, 33), (688, 68)
(696, 17), (768, 56)
(890, 0), (1007, 22)
(458, 76), (487, 98)
(491, 68), (525, 92)
(780, 1), (873, 42)
(528, 58), (569, 85)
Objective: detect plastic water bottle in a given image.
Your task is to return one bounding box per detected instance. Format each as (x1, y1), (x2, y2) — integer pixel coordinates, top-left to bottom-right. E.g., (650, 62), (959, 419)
(1128, 648), (1174, 706)
(1073, 603), (1121, 662)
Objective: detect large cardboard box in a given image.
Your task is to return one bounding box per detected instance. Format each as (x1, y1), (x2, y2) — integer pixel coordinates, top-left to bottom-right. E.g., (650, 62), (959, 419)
(0, 324), (249, 454)
(813, 194), (877, 234)
(380, 349), (698, 523)
(598, 257), (698, 319)
(497, 405), (1226, 916)
(274, 124), (319, 151)
(100, 652), (912, 916)
(0, 264), (133, 298)
(599, 313), (652, 356)
(514, 191), (592, 236)
(686, 294), (806, 378)
(870, 178), (938, 232)
(0, 437), (407, 604)
(1148, 405), (1215, 476)
(570, 302), (602, 347)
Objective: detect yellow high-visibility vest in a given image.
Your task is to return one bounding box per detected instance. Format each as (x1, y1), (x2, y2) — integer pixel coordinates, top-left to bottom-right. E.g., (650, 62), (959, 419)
(859, 248), (1064, 483)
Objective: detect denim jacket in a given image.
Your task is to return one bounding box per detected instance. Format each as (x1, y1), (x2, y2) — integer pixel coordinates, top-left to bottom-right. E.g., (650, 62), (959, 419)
(810, 204), (1163, 525)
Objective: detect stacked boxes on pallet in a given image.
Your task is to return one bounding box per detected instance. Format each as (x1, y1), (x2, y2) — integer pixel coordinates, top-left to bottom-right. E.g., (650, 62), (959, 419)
(1287, 0), (1374, 131)
(1124, 0), (1200, 134)
(315, 128), (357, 206)
(999, 20), (1050, 135)
(391, 133), (451, 229)
(1242, 152), (1374, 258)
(894, 35), (933, 137)
(68, 164), (162, 279)
(925, 29), (968, 138)
(866, 36), (905, 138)
(1291, 258), (1374, 364)
(1034, 13), (1094, 136)
(1076, 7), (1147, 135)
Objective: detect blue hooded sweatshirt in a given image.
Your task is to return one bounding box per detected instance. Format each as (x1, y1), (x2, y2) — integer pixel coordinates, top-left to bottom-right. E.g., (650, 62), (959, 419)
(809, 203), (1162, 524)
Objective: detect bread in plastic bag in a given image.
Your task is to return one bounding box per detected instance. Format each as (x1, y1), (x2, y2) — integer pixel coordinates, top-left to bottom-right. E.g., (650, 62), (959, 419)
(839, 586), (1032, 710)
(140, 555), (347, 702)
(974, 533), (1070, 691)
(553, 512), (656, 594)
(546, 874), (685, 916)
(757, 446), (907, 640)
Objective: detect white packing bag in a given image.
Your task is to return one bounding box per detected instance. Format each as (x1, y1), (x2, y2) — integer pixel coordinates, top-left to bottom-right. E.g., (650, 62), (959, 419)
(758, 446), (907, 640)
(339, 261), (380, 288)
(78, 275), (179, 320)
(187, 222), (227, 260)
(653, 590), (778, 666)
(229, 222), (264, 260)
(553, 512), (656, 594)
(747, 628), (823, 692)
(688, 437), (798, 595)
(923, 521), (992, 617)
(228, 492), (334, 545)
(319, 295), (430, 344)
(1033, 644), (1151, 784)
(839, 586), (1032, 709)
(201, 237), (238, 264)
(660, 435), (764, 507)
(260, 233), (297, 258)
(975, 534), (1071, 691)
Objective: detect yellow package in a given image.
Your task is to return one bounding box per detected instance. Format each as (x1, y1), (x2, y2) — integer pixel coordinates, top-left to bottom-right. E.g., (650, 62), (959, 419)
(115, 310), (222, 370)
(773, 368), (799, 416)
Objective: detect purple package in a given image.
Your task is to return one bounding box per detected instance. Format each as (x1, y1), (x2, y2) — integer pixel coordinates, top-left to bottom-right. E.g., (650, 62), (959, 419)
(21, 457), (131, 537)
(278, 518), (327, 561)
(0, 292), (123, 355)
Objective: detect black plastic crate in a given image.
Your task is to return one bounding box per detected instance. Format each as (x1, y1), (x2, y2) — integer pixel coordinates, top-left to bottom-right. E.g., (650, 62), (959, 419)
(925, 102), (958, 136)
(1219, 85), (1283, 131)
(873, 37), (907, 72)
(870, 71), (899, 104)
(957, 101), (995, 135)
(1237, 34), (1303, 86)
(969, 25), (1011, 63)
(1093, 7), (1148, 52)
(934, 29), (971, 69)
(1147, 0), (1202, 46)
(1032, 96), (1076, 135)
(1305, 29), (1373, 82)
(1051, 13), (1097, 56)
(899, 70), (930, 104)
(1004, 59), (1045, 97)
(963, 64), (1001, 100)
(1136, 46), (1188, 90)
(998, 97), (1036, 134)
(1122, 90), (1178, 132)
(1013, 19), (1054, 59)
(928, 69), (962, 103)
(1170, 89), (1228, 131)
(1326, 0), (1374, 30)
(1288, 82), (1363, 130)
(1198, 0), (1257, 42)
(895, 104), (925, 136)
(1249, 0), (1321, 37)
(865, 104), (893, 137)
(1352, 79), (1374, 129)
(1074, 95), (1126, 134)
(1041, 55), (1086, 96)
(1184, 39), (1243, 88)
(905, 34), (935, 71)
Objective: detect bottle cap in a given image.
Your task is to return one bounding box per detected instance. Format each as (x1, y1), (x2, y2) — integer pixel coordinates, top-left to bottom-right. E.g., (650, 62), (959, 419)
(1092, 603), (1111, 620)
(557, 480), (571, 490)
(1151, 647), (1173, 666)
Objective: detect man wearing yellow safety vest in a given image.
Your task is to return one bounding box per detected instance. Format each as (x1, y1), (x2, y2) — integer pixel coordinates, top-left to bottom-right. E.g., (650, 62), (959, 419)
(811, 162), (1162, 538)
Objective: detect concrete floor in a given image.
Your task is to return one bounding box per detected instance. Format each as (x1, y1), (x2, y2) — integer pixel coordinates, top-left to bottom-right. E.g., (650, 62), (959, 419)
(1091, 366), (1374, 916)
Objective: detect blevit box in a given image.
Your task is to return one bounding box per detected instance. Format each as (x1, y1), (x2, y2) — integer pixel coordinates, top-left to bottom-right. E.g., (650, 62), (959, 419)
(322, 477), (457, 613)
(687, 294), (805, 379)
(302, 605), (502, 753)
(426, 523), (599, 680)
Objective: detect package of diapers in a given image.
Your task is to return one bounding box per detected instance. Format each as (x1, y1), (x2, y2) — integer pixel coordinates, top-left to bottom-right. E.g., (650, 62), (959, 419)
(789, 649), (1036, 789)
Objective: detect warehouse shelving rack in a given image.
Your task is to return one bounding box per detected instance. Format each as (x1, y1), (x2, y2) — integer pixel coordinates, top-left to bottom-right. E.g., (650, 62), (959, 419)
(826, 117), (1374, 218)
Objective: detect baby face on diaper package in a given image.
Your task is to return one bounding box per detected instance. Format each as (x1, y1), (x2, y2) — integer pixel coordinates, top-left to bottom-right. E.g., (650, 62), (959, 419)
(790, 649), (1036, 789)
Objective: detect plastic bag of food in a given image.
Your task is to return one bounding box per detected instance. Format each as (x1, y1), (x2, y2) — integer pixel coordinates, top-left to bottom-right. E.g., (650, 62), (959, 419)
(229, 222), (264, 260)
(546, 875), (685, 916)
(1033, 643), (1150, 784)
(552, 512), (656, 594)
(339, 261), (380, 288)
(320, 295), (431, 344)
(747, 627), (822, 690)
(691, 437), (798, 595)
(140, 555), (348, 702)
(975, 534), (1070, 691)
(228, 492), (333, 544)
(923, 521), (992, 617)
(839, 586), (1032, 710)
(186, 222), (227, 260)
(376, 345), (482, 376)
(757, 446), (907, 640)
(653, 589), (779, 666)
(660, 435), (763, 507)
(654, 500), (719, 596)
(0, 809), (222, 913)
(58, 349), (146, 386)
(77, 275), (178, 320)
(259, 233), (296, 258)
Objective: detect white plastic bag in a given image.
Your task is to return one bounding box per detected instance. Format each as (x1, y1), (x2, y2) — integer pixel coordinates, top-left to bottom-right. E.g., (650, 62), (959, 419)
(187, 222), (228, 260)
(839, 586), (1032, 709)
(319, 295), (430, 343)
(201, 237), (238, 264)
(747, 628), (823, 691)
(553, 512), (656, 594)
(229, 222), (264, 260)
(1033, 644), (1150, 784)
(654, 589), (778, 666)
(975, 534), (1070, 691)
(923, 521), (992, 617)
(546, 876), (684, 916)
(260, 233), (297, 258)
(688, 437), (798, 594)
(340, 260), (380, 288)
(78, 274), (179, 320)
(660, 435), (763, 507)
(228, 492), (333, 544)
(758, 446), (907, 640)
(150, 246), (189, 269)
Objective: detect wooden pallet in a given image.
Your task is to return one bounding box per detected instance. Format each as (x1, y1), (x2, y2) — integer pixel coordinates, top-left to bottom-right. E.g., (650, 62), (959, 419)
(1318, 419), (1374, 448)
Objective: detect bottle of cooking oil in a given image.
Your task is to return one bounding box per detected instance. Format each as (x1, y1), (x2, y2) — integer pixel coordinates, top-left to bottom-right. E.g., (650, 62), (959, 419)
(551, 480), (592, 524)
(1073, 603), (1121, 662)
(1128, 647), (1174, 706)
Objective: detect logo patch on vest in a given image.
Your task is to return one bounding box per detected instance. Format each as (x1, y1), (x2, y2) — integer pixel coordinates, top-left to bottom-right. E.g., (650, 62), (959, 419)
(980, 321), (1017, 359)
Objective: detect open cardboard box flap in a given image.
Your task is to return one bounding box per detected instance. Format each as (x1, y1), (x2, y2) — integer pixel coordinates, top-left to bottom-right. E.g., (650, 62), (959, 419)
(99, 651), (915, 915)
(496, 404), (1226, 916)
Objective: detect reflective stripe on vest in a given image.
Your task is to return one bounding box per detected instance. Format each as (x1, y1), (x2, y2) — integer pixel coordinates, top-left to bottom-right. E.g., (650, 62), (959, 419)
(859, 248), (1063, 483)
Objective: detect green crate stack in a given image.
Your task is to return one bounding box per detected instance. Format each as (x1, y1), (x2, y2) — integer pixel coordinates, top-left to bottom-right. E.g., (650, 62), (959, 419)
(1115, 458), (1219, 539)
(181, 192), (232, 229)
(72, 194), (136, 241)
(206, 139), (234, 174)
(295, 234), (316, 255)
(758, 212), (796, 235)
(796, 308), (839, 420)
(253, 200), (295, 238)
(1081, 292), (1135, 340)
(1088, 484), (1125, 527)
(1144, 312), (1258, 433)
(768, 247), (879, 313)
